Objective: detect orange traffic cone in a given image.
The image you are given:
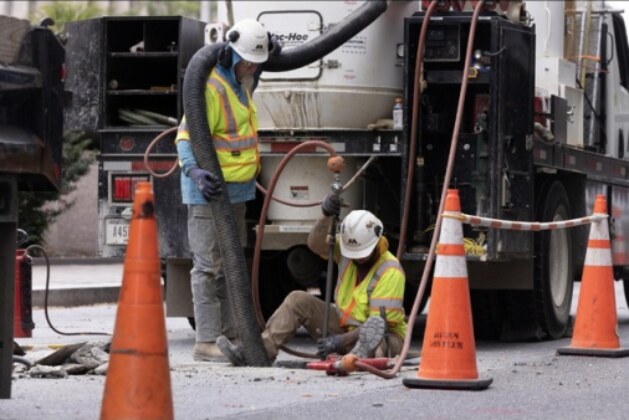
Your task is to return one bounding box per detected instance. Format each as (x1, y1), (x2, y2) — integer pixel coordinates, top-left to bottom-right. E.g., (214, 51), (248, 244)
(100, 182), (174, 419)
(557, 194), (629, 357)
(403, 189), (492, 390)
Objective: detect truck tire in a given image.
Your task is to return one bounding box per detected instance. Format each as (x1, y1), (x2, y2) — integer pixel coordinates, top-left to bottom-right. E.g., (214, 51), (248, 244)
(471, 290), (502, 340)
(534, 181), (574, 339)
(403, 279), (431, 316)
(258, 250), (300, 320)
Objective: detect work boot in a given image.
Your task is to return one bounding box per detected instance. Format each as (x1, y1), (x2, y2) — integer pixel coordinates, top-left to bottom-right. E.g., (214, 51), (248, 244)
(350, 316), (386, 359)
(193, 342), (227, 362)
(216, 335), (247, 366)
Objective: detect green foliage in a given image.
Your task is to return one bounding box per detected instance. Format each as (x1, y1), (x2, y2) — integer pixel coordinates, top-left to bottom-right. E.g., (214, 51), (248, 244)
(130, 1), (201, 18)
(30, 1), (105, 33)
(22, 2), (104, 247)
(18, 132), (97, 247)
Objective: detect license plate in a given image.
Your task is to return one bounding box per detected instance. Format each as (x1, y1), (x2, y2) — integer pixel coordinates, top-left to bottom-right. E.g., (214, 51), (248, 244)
(105, 219), (129, 245)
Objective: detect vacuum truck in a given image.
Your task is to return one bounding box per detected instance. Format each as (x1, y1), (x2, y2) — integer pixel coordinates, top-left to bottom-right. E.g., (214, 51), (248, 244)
(81, 0), (629, 340)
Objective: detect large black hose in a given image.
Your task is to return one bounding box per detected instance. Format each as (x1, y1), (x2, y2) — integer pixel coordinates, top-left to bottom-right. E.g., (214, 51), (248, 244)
(183, 43), (269, 366)
(262, 0), (388, 72)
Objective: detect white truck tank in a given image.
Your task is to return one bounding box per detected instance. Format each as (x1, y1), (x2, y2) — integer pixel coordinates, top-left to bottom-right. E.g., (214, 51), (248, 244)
(216, 0), (419, 130)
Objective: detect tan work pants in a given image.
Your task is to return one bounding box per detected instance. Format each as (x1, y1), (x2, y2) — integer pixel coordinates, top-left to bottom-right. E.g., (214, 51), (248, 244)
(261, 290), (404, 361)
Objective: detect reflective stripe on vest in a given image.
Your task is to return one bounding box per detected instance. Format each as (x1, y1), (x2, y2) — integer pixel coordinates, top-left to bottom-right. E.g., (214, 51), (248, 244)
(366, 260), (403, 300)
(177, 119), (189, 139)
(335, 258), (361, 328)
(206, 75), (259, 182)
(334, 256), (403, 328)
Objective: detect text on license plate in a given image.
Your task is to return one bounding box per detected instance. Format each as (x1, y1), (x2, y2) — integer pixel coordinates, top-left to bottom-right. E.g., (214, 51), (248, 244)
(106, 219), (129, 245)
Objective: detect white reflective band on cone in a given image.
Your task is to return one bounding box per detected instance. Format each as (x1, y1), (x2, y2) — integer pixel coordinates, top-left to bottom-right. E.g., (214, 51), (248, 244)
(434, 255), (468, 278)
(584, 248), (613, 267)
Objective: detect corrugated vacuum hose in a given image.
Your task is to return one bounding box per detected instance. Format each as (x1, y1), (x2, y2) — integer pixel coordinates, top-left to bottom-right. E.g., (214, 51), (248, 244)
(183, 43), (270, 366)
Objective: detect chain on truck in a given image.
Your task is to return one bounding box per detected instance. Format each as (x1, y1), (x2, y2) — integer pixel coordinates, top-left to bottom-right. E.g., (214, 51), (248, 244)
(64, 0), (629, 340)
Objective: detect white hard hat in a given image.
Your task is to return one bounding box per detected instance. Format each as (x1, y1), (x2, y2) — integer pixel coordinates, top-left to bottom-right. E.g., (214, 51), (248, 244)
(340, 210), (383, 259)
(226, 19), (269, 63)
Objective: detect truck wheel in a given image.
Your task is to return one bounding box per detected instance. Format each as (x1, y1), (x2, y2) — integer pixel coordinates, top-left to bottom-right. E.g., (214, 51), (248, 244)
(534, 181), (574, 339)
(471, 290), (502, 340)
(258, 250), (300, 320)
(403, 279), (431, 316)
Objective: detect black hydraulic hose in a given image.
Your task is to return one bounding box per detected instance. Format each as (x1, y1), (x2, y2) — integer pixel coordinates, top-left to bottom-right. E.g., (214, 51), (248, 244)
(25, 244), (111, 337)
(183, 42), (269, 366)
(12, 356), (32, 369)
(262, 0), (387, 72)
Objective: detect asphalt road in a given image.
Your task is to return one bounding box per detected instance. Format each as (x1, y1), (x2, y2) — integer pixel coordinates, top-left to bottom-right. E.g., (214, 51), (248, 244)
(3, 278), (629, 419)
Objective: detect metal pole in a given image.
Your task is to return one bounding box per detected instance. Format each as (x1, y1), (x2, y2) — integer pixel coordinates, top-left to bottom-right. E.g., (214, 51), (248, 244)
(321, 175), (342, 340)
(586, 15), (604, 150)
(0, 175), (17, 399)
(225, 0), (234, 26)
(200, 0), (211, 23)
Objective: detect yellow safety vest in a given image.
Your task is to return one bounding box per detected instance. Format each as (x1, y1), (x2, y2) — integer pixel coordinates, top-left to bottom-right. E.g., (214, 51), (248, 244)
(334, 245), (407, 338)
(176, 69), (260, 183)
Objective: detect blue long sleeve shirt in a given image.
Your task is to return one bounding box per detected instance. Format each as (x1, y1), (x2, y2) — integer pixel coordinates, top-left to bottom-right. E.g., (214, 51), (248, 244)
(176, 51), (259, 205)
(176, 139), (255, 204)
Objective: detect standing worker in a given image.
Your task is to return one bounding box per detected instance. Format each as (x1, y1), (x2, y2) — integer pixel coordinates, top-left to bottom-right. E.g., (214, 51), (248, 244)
(217, 196), (407, 365)
(176, 19), (281, 361)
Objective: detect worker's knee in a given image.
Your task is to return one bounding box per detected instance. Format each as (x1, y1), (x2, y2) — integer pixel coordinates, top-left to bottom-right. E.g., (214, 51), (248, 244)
(284, 290), (312, 308)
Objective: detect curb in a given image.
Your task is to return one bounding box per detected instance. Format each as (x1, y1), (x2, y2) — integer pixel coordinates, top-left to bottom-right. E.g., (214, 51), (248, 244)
(32, 286), (121, 308)
(31, 257), (123, 266)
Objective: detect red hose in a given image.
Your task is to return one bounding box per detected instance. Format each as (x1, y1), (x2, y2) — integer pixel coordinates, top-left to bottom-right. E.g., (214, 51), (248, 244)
(363, 0), (486, 379)
(251, 140), (337, 359)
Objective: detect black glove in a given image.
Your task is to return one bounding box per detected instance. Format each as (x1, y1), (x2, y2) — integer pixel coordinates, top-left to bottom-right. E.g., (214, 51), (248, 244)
(321, 194), (342, 217)
(316, 335), (344, 359)
(189, 167), (222, 200)
(267, 32), (282, 56)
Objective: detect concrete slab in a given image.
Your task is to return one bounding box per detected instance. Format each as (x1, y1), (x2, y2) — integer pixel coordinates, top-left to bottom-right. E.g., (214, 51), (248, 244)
(31, 260), (124, 308)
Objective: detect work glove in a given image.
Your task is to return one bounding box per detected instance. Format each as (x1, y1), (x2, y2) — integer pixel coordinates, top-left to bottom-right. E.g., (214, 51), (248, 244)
(321, 194), (342, 218)
(188, 167), (222, 200)
(267, 32), (282, 56)
(316, 334), (345, 359)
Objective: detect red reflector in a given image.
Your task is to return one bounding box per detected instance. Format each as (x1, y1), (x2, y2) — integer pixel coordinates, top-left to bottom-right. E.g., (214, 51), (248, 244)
(113, 177), (132, 201)
(131, 160), (175, 172)
(111, 174), (150, 203)
(270, 142), (317, 153)
(60, 63), (66, 82)
(534, 96), (545, 125)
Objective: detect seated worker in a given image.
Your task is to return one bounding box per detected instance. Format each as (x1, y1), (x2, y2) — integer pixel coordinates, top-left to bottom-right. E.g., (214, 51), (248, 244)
(217, 195), (407, 365)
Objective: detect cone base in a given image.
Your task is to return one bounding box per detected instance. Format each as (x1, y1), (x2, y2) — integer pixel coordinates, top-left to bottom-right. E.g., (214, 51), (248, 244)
(403, 376), (492, 391)
(557, 346), (629, 358)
